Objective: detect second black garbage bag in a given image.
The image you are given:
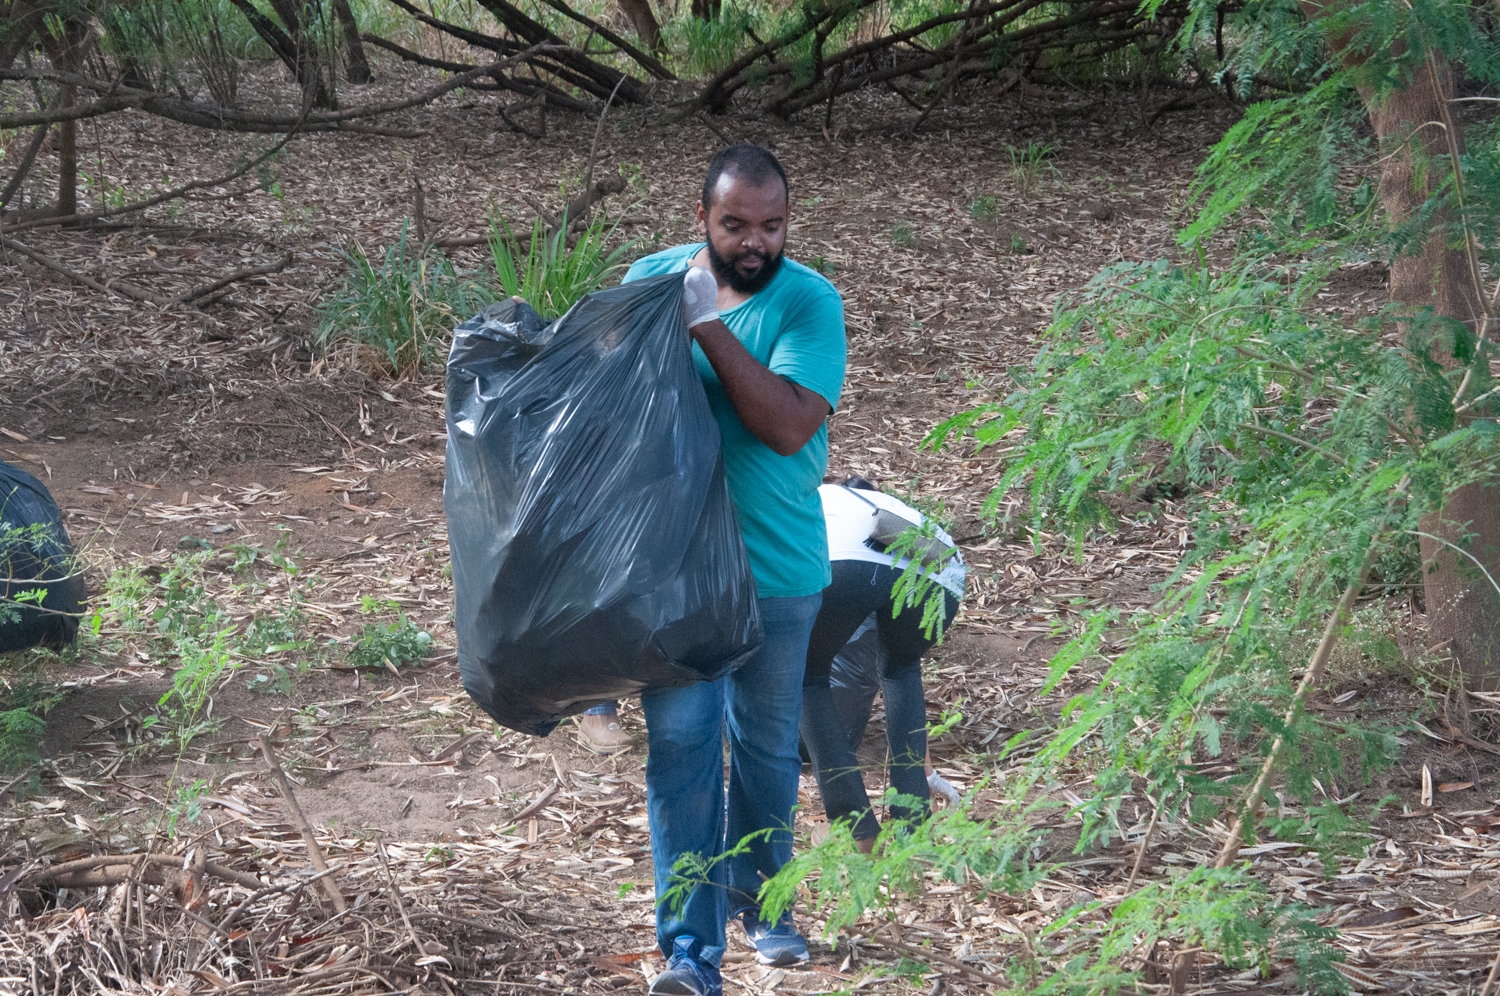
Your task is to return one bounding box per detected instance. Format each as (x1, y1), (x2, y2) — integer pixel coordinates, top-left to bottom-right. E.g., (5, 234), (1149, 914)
(445, 272), (762, 736)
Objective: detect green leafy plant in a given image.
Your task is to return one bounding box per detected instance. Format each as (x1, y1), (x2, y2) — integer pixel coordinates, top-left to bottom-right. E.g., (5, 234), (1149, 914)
(90, 552), (313, 751)
(968, 195), (998, 220)
(165, 778), (210, 836)
(350, 596), (433, 670)
(486, 211), (634, 319)
(886, 519), (962, 643)
(890, 223), (916, 248)
(318, 223), (486, 376)
(927, 253), (1486, 855)
(0, 680), (62, 774)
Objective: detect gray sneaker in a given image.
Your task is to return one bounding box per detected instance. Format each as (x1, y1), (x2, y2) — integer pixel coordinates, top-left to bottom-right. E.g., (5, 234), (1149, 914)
(736, 908), (809, 966)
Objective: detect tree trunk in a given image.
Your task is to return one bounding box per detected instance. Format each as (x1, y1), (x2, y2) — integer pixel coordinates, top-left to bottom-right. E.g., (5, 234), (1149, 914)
(1300, 6), (1500, 687)
(617, 0), (662, 52)
(331, 0), (373, 84)
(38, 11), (87, 223)
(227, 0), (335, 108)
(1365, 65), (1500, 687)
(55, 82), (75, 219)
(0, 1), (51, 73)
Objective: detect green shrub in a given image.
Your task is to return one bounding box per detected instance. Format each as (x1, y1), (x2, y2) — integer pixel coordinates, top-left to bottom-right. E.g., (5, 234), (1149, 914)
(487, 212), (634, 319)
(318, 224), (487, 376)
(668, 5), (763, 77)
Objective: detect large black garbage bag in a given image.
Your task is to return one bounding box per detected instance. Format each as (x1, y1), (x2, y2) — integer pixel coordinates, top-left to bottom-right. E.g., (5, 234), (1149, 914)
(0, 461), (85, 652)
(445, 274), (762, 736)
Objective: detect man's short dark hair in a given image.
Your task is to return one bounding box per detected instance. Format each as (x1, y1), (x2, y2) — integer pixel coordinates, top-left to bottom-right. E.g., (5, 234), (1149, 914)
(701, 144), (788, 210)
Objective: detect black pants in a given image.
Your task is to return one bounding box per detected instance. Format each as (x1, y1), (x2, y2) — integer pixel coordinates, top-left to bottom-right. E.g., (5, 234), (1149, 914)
(801, 560), (959, 840)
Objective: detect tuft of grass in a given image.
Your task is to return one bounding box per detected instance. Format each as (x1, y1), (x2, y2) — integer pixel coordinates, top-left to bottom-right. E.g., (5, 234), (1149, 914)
(1008, 141), (1057, 198)
(890, 222), (917, 248)
(487, 212), (634, 319)
(319, 211), (635, 376)
(669, 5), (762, 77)
(318, 223), (487, 377)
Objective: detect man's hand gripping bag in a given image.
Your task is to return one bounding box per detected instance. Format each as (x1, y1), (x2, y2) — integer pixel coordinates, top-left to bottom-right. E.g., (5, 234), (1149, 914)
(445, 273), (762, 735)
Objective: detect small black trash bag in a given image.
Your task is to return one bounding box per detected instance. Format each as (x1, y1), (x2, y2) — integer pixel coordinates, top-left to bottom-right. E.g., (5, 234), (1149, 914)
(0, 461), (86, 653)
(445, 273), (762, 736)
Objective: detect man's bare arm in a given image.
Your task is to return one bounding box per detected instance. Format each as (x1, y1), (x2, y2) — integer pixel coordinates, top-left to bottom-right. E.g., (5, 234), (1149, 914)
(689, 317), (829, 456)
(679, 266), (827, 456)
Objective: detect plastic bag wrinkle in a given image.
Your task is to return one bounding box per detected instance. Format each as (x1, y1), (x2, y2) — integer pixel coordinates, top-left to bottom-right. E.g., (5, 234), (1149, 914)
(445, 275), (762, 735)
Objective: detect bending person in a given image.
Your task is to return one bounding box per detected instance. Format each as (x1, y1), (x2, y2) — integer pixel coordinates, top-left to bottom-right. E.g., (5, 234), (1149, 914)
(802, 477), (965, 852)
(818, 614), (962, 807)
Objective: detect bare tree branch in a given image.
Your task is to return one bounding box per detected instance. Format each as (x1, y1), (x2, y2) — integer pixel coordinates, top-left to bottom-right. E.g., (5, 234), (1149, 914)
(531, 0), (675, 80)
(0, 50), (552, 132)
(0, 90), (58, 210)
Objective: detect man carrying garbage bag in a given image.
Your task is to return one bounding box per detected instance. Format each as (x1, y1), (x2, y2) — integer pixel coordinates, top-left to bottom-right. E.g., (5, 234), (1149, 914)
(625, 145), (846, 996)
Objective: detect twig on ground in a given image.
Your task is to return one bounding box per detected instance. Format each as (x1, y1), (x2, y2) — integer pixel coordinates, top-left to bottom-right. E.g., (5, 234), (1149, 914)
(220, 865), (341, 932)
(1214, 481), (1410, 867)
(0, 763), (36, 801)
(1125, 801), (1159, 891)
(379, 840), (434, 972)
(848, 924), (1011, 987)
(179, 253), (293, 305)
(0, 234), (174, 306)
(259, 734), (347, 912)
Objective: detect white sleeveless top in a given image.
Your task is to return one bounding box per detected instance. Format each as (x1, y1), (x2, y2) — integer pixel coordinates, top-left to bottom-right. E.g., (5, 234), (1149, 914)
(818, 485), (966, 599)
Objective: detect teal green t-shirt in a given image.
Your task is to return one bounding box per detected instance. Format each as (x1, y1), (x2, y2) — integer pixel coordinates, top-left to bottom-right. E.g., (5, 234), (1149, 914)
(623, 244), (847, 597)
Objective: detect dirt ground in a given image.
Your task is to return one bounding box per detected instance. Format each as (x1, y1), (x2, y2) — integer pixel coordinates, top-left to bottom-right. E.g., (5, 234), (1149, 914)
(3, 64), (1499, 995)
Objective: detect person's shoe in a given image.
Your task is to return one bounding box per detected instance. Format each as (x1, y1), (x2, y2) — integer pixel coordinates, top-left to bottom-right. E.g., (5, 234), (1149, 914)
(736, 907), (809, 966)
(649, 952), (722, 996)
(575, 713), (632, 754)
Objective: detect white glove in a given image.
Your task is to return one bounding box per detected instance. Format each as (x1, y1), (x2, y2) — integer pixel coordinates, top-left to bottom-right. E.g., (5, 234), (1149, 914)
(927, 771), (960, 806)
(682, 266), (720, 328)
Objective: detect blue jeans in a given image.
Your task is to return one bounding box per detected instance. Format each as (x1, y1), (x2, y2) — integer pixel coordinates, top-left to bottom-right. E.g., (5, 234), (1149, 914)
(642, 593), (822, 967)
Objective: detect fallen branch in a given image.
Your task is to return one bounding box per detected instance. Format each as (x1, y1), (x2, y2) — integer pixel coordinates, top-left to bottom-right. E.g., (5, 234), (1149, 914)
(1, 107), (314, 236)
(531, 0), (675, 80)
(0, 50), (550, 133)
(179, 252), (293, 305)
(0, 763), (37, 801)
(0, 92), (60, 211)
(0, 234), (175, 306)
(259, 734), (347, 912)
(23, 852), (266, 892)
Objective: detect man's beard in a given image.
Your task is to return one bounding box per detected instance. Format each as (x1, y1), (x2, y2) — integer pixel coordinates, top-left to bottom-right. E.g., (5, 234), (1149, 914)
(707, 238), (783, 295)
